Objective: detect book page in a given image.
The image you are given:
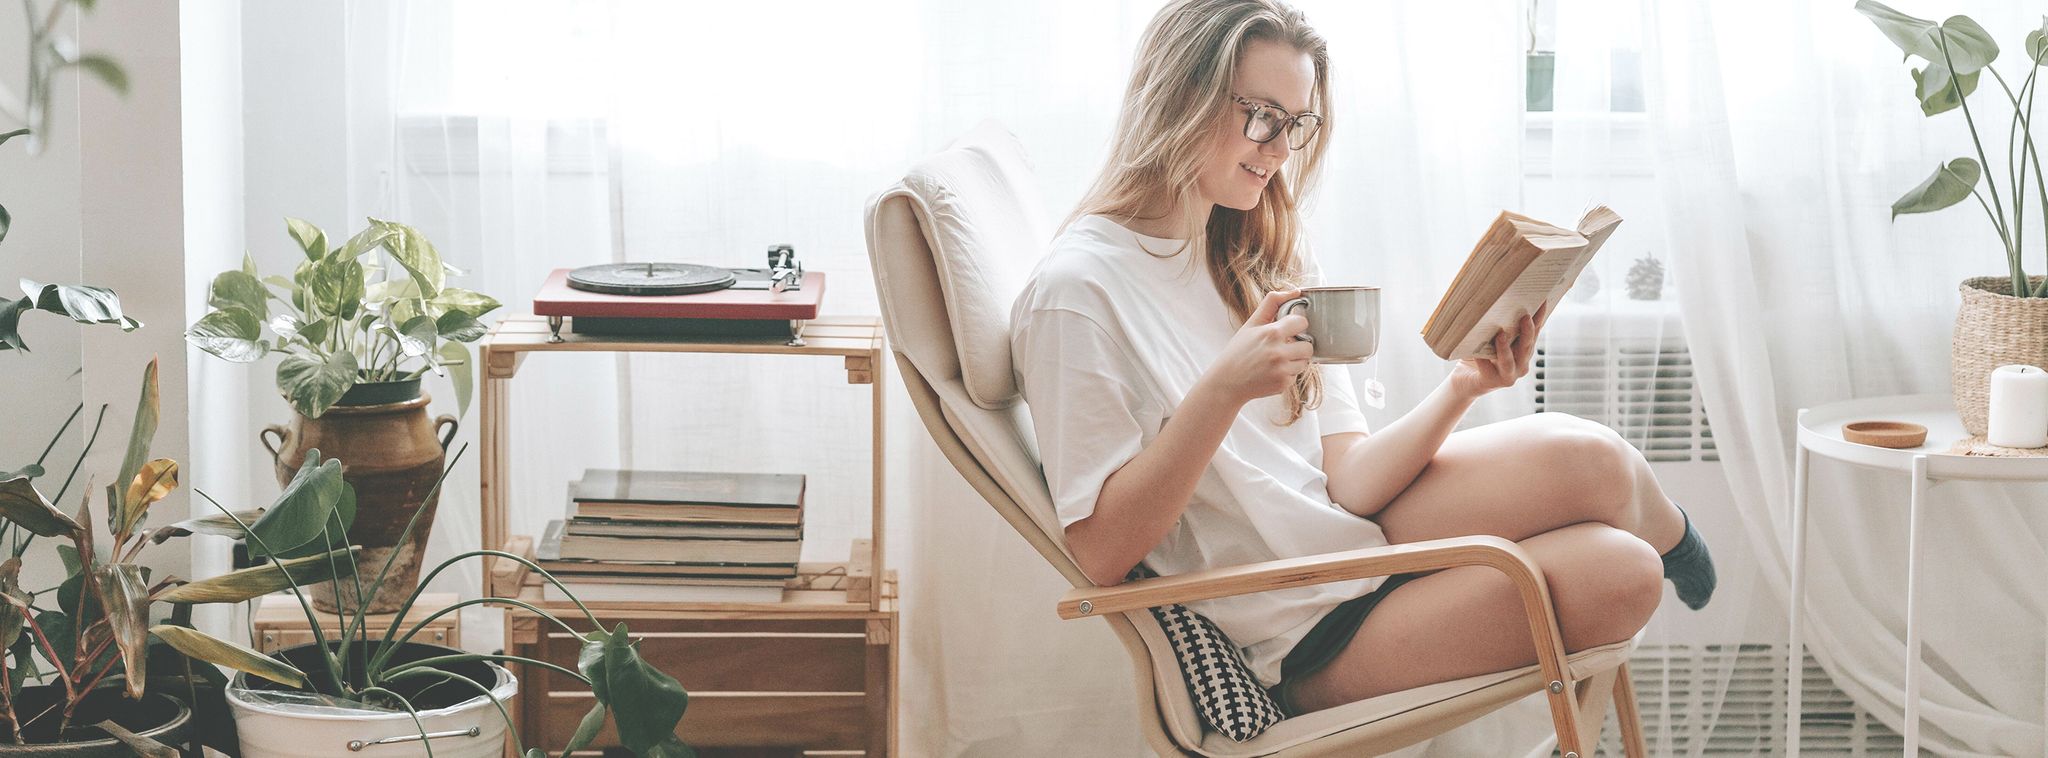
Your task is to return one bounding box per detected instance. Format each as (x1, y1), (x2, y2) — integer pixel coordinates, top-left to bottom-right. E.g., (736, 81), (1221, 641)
(1447, 247), (1582, 359)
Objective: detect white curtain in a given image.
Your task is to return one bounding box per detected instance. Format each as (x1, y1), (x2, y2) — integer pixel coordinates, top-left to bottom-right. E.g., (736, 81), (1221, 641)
(219, 0), (1803, 755)
(1646, 0), (2048, 755)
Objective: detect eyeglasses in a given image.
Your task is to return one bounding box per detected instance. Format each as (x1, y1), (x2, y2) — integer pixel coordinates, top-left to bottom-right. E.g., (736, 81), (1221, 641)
(1233, 94), (1323, 150)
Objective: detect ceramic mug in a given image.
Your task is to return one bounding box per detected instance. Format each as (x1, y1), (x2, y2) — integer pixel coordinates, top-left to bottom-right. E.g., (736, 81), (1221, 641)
(1280, 286), (1380, 364)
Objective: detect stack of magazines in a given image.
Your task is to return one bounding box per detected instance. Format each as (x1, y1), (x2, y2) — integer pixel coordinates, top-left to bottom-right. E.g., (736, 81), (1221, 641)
(536, 468), (804, 603)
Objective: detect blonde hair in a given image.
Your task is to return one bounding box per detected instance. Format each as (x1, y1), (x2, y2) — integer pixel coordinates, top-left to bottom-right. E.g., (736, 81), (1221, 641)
(1070, 0), (1332, 423)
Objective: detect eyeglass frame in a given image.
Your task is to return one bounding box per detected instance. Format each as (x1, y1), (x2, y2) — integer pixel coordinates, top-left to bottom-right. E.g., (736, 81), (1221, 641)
(1231, 93), (1323, 151)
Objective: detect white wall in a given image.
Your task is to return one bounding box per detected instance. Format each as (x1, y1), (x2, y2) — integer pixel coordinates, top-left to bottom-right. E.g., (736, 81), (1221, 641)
(78, 0), (193, 584)
(181, 0), (246, 631)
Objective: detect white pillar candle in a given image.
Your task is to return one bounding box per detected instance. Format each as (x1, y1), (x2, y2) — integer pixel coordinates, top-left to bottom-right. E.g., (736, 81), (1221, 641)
(1987, 364), (2048, 448)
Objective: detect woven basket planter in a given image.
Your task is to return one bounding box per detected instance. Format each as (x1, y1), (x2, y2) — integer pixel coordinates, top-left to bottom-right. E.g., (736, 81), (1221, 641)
(1952, 275), (2048, 435)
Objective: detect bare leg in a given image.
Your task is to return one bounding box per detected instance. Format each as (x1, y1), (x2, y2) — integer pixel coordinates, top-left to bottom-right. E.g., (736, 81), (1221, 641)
(1369, 413), (1686, 552)
(1285, 523), (1662, 711)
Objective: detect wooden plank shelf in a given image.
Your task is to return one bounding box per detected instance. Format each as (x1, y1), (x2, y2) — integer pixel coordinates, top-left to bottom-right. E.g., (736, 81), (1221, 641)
(476, 316), (896, 756)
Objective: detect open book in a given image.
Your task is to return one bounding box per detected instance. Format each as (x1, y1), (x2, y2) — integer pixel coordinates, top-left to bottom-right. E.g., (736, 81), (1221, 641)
(1421, 206), (1622, 360)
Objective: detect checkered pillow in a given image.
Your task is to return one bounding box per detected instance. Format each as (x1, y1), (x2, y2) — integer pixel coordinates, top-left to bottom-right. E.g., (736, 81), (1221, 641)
(1128, 567), (1283, 742)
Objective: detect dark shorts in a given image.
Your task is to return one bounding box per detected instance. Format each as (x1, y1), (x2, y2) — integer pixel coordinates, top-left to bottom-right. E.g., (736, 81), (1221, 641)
(1271, 572), (1422, 716)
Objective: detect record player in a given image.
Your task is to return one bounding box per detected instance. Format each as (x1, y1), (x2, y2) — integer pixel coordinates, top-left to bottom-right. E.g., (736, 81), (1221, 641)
(532, 244), (825, 345)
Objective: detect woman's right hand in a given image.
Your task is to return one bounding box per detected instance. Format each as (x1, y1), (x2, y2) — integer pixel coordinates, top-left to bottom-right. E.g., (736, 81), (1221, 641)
(1199, 289), (1315, 406)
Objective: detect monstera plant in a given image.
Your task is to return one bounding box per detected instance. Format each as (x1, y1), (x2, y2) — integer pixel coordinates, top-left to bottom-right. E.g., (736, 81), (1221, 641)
(1858, 2), (2048, 437)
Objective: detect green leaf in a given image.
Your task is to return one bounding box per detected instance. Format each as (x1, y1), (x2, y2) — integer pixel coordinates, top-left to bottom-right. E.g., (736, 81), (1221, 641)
(0, 464), (41, 481)
(339, 224), (395, 259)
(372, 220), (445, 298)
(187, 309), (268, 363)
(428, 287), (500, 319)
(435, 310), (486, 342)
(564, 702), (608, 754)
(396, 315), (436, 358)
(578, 623), (690, 754)
(1857, 0), (1939, 60)
(285, 218), (328, 260)
(0, 203), (10, 246)
(208, 270), (268, 320)
(23, 280), (141, 331)
(2029, 17), (2048, 65)
(0, 477), (81, 537)
(438, 341), (473, 419)
(158, 547), (359, 603)
(113, 359), (161, 533)
(56, 544), (79, 576)
(297, 256), (365, 322)
(0, 129), (26, 148)
(151, 507), (264, 543)
(149, 625), (308, 688)
(1893, 158), (1982, 218)
(1913, 62), (1980, 116)
(96, 564), (150, 698)
(36, 611), (73, 675)
(1931, 16), (1998, 75)
(246, 451), (351, 558)
(0, 297), (27, 351)
(0, 559), (26, 651)
(277, 350), (358, 419)
(72, 55), (129, 96)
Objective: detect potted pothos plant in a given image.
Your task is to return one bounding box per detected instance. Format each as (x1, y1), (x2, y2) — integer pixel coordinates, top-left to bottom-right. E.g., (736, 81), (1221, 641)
(187, 217), (502, 614)
(1858, 1), (2048, 435)
(177, 445), (692, 757)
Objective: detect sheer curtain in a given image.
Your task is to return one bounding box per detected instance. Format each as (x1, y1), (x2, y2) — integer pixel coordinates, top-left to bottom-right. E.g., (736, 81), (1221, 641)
(1646, 0), (2048, 755)
(223, 1), (1788, 754)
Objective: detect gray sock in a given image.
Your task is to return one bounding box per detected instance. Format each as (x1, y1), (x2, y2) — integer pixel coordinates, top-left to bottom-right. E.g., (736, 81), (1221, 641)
(1661, 507), (1716, 611)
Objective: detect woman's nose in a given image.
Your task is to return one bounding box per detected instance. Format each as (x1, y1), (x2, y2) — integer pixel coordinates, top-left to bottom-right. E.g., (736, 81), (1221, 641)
(1258, 135), (1287, 159)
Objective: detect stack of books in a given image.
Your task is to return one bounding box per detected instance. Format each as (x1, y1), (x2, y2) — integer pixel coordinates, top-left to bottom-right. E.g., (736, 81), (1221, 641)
(535, 468), (804, 603)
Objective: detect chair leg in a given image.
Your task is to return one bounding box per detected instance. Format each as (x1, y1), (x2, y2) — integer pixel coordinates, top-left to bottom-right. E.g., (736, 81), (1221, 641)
(1612, 662), (1648, 758)
(1574, 668), (1618, 751)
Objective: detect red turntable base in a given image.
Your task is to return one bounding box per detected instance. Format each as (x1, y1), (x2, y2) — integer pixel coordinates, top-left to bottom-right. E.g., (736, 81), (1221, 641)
(532, 268), (826, 345)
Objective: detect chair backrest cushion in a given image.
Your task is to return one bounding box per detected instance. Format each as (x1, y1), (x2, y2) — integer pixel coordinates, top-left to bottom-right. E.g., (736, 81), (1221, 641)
(886, 119), (1046, 410)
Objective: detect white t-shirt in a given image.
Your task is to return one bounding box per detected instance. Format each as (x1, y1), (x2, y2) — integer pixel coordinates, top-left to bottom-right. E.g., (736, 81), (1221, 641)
(1009, 214), (1390, 687)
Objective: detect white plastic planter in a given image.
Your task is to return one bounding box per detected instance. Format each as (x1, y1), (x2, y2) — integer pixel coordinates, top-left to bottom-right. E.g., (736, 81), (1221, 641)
(226, 663), (519, 758)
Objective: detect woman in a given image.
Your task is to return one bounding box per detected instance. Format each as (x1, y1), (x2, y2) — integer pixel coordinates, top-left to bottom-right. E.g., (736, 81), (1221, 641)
(1007, 0), (1714, 716)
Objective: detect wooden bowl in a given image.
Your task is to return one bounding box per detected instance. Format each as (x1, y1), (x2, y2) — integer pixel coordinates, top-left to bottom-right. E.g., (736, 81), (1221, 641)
(1842, 420), (1928, 449)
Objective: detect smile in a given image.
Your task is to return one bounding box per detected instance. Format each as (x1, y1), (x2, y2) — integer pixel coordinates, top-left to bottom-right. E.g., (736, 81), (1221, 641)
(1239, 162), (1271, 180)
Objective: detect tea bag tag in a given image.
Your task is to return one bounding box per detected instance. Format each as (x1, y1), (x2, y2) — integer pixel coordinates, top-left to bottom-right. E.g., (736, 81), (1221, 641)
(1360, 359), (1386, 410)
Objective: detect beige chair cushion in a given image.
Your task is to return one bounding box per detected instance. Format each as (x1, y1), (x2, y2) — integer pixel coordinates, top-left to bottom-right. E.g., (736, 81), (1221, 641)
(879, 119), (1048, 410)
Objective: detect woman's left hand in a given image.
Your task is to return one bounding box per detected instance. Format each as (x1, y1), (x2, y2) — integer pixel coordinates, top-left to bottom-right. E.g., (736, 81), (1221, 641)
(1448, 302), (1548, 400)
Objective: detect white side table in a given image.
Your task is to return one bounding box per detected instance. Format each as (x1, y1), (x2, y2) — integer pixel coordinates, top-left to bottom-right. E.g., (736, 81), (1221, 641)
(1788, 394), (2048, 757)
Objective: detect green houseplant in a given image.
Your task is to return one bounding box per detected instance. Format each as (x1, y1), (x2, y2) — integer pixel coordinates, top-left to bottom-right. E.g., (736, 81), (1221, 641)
(188, 218), (502, 613)
(0, 360), (348, 756)
(1858, 1), (2048, 435)
(184, 446), (693, 757)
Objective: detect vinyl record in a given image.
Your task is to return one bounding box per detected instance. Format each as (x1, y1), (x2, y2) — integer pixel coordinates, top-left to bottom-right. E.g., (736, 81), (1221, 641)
(565, 262), (736, 296)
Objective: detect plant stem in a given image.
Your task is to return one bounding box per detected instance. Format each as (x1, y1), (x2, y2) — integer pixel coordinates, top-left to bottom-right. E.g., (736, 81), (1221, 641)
(356, 687), (435, 758)
(0, 644), (18, 744)
(196, 490), (348, 695)
(1943, 35), (2025, 291)
(381, 653), (589, 687)
(381, 667), (526, 756)
(372, 595), (588, 675)
(30, 405), (82, 471)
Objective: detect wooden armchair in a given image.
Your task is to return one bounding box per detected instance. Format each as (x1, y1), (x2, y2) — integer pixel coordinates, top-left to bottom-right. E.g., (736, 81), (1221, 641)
(865, 120), (1648, 757)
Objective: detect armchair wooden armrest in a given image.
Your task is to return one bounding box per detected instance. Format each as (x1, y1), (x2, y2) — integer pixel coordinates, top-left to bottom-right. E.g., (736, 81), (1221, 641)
(1058, 535), (1593, 749)
(1057, 535), (1549, 619)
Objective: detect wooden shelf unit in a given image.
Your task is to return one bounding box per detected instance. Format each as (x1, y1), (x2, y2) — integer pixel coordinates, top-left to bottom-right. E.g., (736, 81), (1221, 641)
(476, 315), (895, 756)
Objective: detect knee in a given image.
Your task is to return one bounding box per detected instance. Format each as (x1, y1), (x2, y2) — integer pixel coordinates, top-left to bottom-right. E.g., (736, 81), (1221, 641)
(1557, 531), (1663, 648)
(1531, 415), (1640, 520)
